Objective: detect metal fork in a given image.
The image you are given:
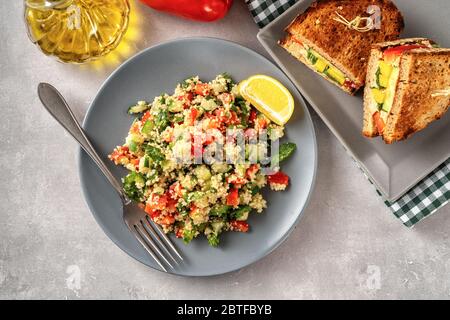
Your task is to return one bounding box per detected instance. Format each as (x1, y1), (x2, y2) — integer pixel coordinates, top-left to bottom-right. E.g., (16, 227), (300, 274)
(37, 83), (183, 272)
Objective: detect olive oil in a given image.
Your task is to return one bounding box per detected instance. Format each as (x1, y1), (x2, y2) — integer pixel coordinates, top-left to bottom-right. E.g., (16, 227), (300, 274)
(24, 0), (130, 63)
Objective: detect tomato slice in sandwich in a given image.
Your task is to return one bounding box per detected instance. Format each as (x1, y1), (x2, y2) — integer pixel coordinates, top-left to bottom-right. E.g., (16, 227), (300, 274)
(383, 44), (427, 62)
(373, 111), (385, 134)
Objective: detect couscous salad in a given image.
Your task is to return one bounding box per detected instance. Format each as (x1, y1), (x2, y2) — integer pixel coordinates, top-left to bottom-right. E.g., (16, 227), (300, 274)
(109, 74), (296, 247)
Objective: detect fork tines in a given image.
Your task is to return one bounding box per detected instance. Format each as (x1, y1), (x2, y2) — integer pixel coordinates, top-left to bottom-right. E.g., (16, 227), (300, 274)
(131, 216), (183, 272)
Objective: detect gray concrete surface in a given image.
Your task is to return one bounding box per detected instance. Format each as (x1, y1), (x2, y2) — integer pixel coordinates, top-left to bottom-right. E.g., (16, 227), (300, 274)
(1, 1), (450, 300)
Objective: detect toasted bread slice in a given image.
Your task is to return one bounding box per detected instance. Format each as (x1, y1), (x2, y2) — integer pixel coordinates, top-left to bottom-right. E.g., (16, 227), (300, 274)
(363, 38), (437, 138)
(383, 49), (450, 143)
(371, 38), (436, 51)
(363, 47), (384, 137)
(280, 35), (355, 94)
(280, 0), (404, 95)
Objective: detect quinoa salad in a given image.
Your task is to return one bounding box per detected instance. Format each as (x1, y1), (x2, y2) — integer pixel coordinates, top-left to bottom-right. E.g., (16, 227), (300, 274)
(109, 74), (296, 247)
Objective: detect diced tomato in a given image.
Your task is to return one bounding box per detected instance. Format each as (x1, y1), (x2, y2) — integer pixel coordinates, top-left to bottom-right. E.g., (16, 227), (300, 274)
(226, 188), (240, 207)
(144, 204), (161, 219)
(246, 164), (259, 179)
(268, 171), (289, 186)
(257, 116), (268, 129)
(178, 93), (194, 109)
(204, 112), (221, 129)
(213, 108), (240, 127)
(109, 146), (129, 163)
(130, 158), (140, 169)
(189, 204), (203, 217)
(373, 111), (385, 134)
(108, 150), (123, 164)
(130, 122), (140, 134)
(178, 92), (194, 102)
(203, 135), (215, 145)
(186, 92), (194, 102)
(249, 109), (257, 124)
(146, 193), (168, 211)
(208, 118), (220, 129)
(186, 108), (198, 126)
(168, 182), (183, 199)
(226, 175), (247, 188)
(194, 83), (210, 96)
(141, 111), (152, 123)
(160, 215), (175, 225)
(175, 227), (183, 238)
(230, 220), (249, 232)
(166, 198), (178, 213)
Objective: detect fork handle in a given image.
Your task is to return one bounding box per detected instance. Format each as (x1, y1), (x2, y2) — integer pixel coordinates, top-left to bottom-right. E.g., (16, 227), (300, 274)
(37, 83), (130, 204)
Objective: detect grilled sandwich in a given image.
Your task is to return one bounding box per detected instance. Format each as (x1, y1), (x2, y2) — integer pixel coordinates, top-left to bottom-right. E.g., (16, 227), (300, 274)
(363, 38), (450, 143)
(279, 0), (404, 95)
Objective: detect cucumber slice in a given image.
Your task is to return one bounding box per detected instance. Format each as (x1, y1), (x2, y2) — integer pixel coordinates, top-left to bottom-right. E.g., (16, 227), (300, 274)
(211, 221), (225, 234)
(307, 49), (318, 64)
(128, 140), (138, 153)
(194, 165), (211, 181)
(141, 120), (154, 134)
(128, 101), (149, 114)
(381, 104), (390, 113)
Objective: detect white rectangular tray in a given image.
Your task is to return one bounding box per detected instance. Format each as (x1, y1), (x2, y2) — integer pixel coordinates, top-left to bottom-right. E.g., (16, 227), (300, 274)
(257, 0), (450, 201)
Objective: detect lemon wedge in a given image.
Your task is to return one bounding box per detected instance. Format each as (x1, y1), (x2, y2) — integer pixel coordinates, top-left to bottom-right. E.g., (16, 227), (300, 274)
(238, 75), (294, 125)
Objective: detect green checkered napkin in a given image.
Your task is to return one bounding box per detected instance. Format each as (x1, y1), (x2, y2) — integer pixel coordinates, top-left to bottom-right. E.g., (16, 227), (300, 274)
(245, 0), (450, 226)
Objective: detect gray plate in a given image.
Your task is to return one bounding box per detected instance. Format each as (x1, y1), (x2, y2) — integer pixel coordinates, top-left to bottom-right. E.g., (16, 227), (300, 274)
(257, 0), (450, 201)
(78, 38), (317, 276)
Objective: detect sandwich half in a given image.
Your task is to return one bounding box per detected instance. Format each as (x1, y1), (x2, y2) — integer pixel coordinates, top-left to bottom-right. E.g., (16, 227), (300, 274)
(363, 38), (450, 143)
(279, 0), (404, 95)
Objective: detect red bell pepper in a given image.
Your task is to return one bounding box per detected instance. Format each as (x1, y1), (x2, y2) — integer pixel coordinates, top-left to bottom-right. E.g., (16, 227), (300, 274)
(383, 44), (427, 63)
(230, 220), (249, 233)
(141, 0), (233, 22)
(226, 188), (240, 207)
(373, 111), (385, 134)
(383, 44), (427, 57)
(267, 171), (289, 186)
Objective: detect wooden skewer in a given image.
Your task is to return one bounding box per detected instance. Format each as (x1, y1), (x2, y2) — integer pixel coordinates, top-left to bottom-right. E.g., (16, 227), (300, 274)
(333, 11), (374, 32)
